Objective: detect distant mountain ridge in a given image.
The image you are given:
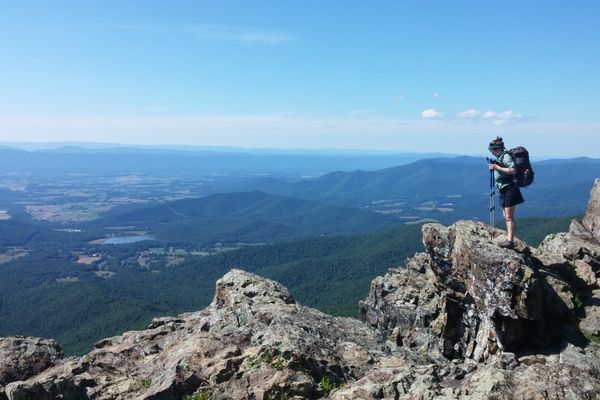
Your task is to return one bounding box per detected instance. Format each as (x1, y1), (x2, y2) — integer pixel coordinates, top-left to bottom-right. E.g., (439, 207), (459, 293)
(0, 147), (454, 177)
(233, 156), (600, 220)
(70, 155), (600, 224)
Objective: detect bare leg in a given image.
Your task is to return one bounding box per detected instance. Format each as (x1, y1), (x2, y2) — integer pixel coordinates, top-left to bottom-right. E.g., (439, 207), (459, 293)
(503, 206), (516, 242)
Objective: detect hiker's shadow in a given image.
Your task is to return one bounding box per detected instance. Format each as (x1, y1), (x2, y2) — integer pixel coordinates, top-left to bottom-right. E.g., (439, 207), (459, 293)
(584, 296), (600, 307)
(525, 251), (596, 352)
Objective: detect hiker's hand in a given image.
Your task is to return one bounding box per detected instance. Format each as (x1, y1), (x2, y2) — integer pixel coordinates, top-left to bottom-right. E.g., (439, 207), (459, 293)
(488, 163), (497, 171)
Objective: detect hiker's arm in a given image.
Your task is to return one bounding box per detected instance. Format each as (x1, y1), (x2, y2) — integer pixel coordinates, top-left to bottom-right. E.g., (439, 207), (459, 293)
(489, 163), (516, 175)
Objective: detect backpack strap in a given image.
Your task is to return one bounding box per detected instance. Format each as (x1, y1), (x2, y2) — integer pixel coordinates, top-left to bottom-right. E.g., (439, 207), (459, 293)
(496, 151), (512, 168)
(497, 151), (517, 185)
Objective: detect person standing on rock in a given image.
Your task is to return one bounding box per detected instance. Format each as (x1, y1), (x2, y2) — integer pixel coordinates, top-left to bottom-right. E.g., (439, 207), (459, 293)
(488, 137), (524, 249)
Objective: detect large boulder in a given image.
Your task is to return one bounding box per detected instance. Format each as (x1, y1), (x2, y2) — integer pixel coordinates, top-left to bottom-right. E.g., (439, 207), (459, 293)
(348, 211), (600, 399)
(582, 178), (600, 239)
(0, 336), (63, 399)
(0, 337), (63, 386)
(361, 220), (570, 363)
(540, 179), (600, 340)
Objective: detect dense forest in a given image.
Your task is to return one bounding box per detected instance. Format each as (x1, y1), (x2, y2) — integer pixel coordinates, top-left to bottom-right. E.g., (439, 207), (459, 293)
(0, 214), (575, 355)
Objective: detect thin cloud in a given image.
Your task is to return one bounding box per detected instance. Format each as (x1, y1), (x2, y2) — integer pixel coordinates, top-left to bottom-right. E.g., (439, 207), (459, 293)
(456, 109), (481, 118)
(112, 24), (292, 45)
(459, 109), (523, 125)
(135, 106), (169, 113)
(186, 25), (292, 44)
(491, 110), (523, 125)
(421, 109), (444, 119)
(349, 109), (373, 116)
(496, 110), (522, 119)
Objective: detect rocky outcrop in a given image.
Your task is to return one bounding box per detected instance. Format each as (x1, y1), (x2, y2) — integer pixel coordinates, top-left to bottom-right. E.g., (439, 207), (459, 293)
(0, 337), (63, 400)
(540, 178), (600, 339)
(351, 217), (600, 399)
(582, 178), (600, 238)
(360, 220), (575, 363)
(2, 179), (600, 399)
(331, 345), (600, 400)
(346, 179), (600, 399)
(4, 270), (386, 400)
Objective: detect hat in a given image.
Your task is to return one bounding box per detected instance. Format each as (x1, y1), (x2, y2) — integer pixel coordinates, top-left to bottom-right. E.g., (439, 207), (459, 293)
(488, 137), (504, 150)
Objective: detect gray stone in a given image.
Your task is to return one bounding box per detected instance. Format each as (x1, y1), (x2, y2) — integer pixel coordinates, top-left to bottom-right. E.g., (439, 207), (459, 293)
(0, 337), (63, 386)
(583, 178), (600, 239)
(579, 289), (600, 337)
(5, 270), (387, 400)
(361, 220), (560, 363)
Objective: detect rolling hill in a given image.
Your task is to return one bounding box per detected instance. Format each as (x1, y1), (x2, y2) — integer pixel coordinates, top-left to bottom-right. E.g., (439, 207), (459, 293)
(230, 157), (600, 222)
(91, 191), (403, 246)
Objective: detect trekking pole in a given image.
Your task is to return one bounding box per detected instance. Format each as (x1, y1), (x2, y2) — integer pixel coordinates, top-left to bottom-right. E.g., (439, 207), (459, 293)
(487, 158), (495, 227)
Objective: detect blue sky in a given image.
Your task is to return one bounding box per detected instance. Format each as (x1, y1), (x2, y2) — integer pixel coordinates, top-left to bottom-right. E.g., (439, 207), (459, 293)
(1, 1), (599, 156)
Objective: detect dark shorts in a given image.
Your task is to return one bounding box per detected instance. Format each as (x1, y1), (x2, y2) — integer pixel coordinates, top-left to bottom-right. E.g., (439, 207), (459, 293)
(499, 184), (525, 208)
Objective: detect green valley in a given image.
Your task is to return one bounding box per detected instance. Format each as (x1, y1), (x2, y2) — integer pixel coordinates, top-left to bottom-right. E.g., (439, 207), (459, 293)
(0, 212), (576, 354)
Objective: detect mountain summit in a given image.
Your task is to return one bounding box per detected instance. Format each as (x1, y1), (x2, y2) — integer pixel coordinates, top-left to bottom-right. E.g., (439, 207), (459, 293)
(2, 180), (600, 399)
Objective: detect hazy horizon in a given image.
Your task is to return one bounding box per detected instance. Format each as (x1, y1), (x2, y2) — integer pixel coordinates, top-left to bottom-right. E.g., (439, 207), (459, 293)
(1, 140), (596, 161)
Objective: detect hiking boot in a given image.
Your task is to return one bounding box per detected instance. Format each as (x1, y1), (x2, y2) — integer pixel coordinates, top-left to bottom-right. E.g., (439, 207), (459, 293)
(499, 240), (514, 249)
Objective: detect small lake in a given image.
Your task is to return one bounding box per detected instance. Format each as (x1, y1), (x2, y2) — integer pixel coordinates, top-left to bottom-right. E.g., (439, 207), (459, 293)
(103, 235), (155, 245)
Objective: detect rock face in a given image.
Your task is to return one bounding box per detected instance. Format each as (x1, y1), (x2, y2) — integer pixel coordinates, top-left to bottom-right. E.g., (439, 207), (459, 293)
(582, 178), (600, 238)
(352, 219), (600, 399)
(2, 179), (600, 400)
(0, 337), (63, 386)
(360, 221), (551, 363)
(538, 178), (600, 341)
(0, 337), (63, 399)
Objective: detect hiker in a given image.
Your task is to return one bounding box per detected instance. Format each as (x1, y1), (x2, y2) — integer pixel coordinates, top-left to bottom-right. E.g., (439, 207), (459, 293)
(488, 137), (524, 249)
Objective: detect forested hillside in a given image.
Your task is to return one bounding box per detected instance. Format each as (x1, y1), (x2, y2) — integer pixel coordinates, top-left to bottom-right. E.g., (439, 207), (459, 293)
(0, 214), (575, 355)
(233, 158), (600, 221)
(92, 191), (402, 246)
(0, 223), (423, 354)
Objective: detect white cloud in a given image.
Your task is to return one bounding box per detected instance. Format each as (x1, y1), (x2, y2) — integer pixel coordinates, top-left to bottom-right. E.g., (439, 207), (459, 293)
(496, 110), (522, 120)
(491, 110), (523, 125)
(421, 109), (444, 119)
(456, 109), (481, 118)
(433, 92), (441, 99)
(456, 109), (523, 125)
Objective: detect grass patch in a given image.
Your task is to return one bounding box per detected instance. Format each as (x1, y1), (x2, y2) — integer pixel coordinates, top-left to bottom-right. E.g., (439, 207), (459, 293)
(183, 392), (211, 400)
